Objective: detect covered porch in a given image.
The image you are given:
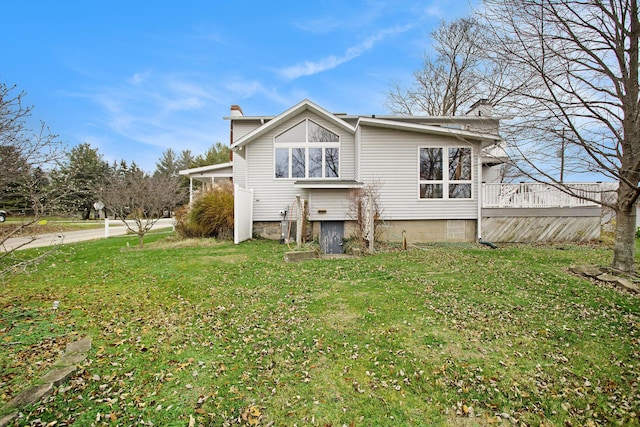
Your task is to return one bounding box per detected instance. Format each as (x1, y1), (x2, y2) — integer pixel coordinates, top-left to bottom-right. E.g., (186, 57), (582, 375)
(179, 162), (233, 204)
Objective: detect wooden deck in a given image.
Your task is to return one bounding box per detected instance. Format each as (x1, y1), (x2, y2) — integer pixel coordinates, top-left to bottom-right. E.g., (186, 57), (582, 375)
(481, 183), (604, 242)
(481, 214), (600, 242)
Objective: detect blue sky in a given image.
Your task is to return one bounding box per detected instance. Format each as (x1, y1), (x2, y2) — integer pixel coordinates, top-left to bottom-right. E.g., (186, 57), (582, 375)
(1, 1), (478, 172)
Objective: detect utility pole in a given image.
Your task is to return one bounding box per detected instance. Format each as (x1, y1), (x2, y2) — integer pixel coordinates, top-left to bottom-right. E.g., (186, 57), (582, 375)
(560, 129), (566, 183)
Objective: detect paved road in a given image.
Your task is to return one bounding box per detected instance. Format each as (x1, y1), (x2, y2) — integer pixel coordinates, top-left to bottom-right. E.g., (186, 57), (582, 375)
(1, 218), (176, 252)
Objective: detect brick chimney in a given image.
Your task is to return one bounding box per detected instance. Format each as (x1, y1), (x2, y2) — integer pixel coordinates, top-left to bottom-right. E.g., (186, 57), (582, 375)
(228, 105), (243, 161)
(230, 104), (243, 117)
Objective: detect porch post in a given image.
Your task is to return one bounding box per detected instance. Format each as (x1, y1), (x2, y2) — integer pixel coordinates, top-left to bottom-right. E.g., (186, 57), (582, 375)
(189, 177), (193, 204)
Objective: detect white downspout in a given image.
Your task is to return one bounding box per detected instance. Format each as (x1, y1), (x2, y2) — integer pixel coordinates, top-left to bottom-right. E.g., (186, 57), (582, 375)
(189, 177), (193, 204)
(477, 148), (483, 241)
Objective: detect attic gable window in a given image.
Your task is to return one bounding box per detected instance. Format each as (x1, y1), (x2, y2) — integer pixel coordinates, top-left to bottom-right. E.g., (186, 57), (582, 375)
(419, 147), (472, 199)
(275, 119), (340, 179)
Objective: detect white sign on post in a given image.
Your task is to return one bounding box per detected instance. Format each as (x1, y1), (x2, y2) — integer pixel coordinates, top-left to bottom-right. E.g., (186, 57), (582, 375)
(93, 201), (105, 219)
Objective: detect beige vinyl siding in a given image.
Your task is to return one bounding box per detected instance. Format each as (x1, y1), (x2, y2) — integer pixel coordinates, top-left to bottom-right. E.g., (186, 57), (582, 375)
(359, 125), (479, 220)
(246, 111), (355, 222)
(308, 189), (352, 221)
(354, 126), (362, 180)
(246, 131), (295, 221)
(231, 120), (262, 189)
(232, 120), (263, 141)
(232, 149), (248, 189)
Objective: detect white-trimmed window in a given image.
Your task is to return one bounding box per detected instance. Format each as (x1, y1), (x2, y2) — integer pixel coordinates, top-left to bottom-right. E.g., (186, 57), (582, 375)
(275, 119), (340, 179)
(419, 147), (472, 199)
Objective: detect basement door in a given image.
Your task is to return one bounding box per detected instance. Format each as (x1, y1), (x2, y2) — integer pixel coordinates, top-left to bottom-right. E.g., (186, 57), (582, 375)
(320, 221), (344, 254)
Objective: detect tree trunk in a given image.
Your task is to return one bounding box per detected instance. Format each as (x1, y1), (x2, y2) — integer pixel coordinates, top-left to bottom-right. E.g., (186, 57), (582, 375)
(138, 233), (144, 248)
(612, 190), (637, 273)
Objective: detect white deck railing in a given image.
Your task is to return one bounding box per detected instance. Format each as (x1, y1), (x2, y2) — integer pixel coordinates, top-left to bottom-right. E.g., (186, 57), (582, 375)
(482, 182), (603, 208)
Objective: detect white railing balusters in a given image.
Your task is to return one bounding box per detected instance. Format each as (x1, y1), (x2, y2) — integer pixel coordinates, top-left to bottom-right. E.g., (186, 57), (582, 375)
(482, 183), (603, 208)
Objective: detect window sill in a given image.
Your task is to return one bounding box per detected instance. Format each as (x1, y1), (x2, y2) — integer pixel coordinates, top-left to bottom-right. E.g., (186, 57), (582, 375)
(293, 180), (363, 189)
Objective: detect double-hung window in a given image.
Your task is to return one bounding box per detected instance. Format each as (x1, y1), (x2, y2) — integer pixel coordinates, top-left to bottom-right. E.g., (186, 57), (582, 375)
(419, 147), (472, 199)
(275, 120), (340, 179)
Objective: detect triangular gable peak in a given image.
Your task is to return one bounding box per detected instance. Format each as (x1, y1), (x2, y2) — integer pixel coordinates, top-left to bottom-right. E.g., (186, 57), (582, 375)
(230, 99), (355, 150)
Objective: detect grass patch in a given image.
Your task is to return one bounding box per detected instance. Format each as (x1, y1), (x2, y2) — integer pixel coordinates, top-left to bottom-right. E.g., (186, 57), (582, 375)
(0, 218), (106, 236)
(0, 236), (638, 426)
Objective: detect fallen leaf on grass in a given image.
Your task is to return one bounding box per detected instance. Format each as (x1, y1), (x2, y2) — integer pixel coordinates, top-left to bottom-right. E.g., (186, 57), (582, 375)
(241, 405), (263, 425)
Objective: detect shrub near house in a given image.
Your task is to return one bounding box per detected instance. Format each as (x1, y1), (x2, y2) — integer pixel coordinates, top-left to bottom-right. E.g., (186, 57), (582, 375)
(177, 181), (234, 239)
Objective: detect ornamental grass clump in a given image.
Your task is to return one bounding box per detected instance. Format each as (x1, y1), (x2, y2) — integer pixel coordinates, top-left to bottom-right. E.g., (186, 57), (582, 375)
(176, 181), (234, 239)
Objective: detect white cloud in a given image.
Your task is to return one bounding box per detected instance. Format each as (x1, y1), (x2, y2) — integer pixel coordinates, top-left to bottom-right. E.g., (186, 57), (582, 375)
(69, 69), (310, 172)
(69, 72), (224, 159)
(225, 79), (264, 99)
(164, 96), (204, 112)
(293, 0), (389, 34)
(424, 5), (444, 18)
(421, 0), (483, 20)
(279, 55), (352, 80)
(166, 80), (219, 102)
(278, 24), (413, 80)
(127, 70), (153, 85)
(223, 78), (301, 108)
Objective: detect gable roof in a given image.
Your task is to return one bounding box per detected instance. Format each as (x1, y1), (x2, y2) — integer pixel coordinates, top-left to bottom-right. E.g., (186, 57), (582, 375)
(356, 117), (501, 148)
(229, 100), (502, 151)
(178, 162), (233, 177)
(230, 99), (356, 150)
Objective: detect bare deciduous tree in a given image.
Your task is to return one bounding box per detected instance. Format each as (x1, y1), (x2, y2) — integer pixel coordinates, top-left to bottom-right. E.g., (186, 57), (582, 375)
(386, 17), (501, 116)
(100, 169), (185, 248)
(347, 182), (384, 252)
(0, 85), (64, 196)
(0, 83), (67, 273)
(479, 0), (639, 272)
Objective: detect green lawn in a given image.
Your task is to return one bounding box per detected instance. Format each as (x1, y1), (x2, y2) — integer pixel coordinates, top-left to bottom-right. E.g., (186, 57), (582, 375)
(1, 234), (638, 426)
